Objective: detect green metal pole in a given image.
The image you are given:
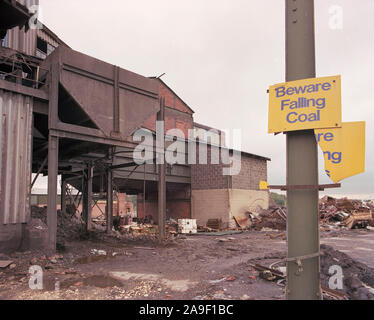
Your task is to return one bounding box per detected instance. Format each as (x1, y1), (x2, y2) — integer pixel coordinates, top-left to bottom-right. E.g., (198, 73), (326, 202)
(285, 0), (321, 300)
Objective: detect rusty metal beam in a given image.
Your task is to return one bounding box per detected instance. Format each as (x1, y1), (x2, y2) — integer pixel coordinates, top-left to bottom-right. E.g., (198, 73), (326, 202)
(106, 169), (113, 233)
(157, 97), (166, 240)
(113, 65), (120, 133)
(49, 127), (139, 149)
(61, 178), (67, 214)
(0, 79), (48, 100)
(47, 135), (58, 251)
(46, 60), (60, 252)
(86, 163), (93, 231)
(82, 173), (88, 223)
(268, 183), (341, 191)
(31, 156), (47, 188)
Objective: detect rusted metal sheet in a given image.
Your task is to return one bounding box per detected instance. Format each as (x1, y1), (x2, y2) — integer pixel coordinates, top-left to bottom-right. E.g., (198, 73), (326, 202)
(36, 28), (59, 48)
(233, 215), (251, 228)
(41, 46), (159, 140)
(0, 89), (33, 224)
(5, 26), (37, 56)
(3, 0), (38, 57)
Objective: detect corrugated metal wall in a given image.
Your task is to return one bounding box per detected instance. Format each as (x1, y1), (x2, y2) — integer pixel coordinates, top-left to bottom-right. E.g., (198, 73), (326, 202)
(37, 28), (59, 48)
(0, 90), (33, 224)
(4, 0), (39, 56)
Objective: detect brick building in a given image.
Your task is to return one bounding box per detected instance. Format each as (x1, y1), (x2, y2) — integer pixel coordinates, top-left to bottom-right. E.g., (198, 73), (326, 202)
(136, 79), (271, 227)
(191, 144), (269, 228)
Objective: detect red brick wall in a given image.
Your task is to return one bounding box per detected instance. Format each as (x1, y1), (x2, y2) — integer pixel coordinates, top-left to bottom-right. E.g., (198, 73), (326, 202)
(142, 80), (193, 138)
(159, 81), (192, 114)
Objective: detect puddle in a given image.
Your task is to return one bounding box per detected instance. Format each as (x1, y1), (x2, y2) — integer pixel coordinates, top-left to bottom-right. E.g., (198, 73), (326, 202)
(41, 273), (125, 291)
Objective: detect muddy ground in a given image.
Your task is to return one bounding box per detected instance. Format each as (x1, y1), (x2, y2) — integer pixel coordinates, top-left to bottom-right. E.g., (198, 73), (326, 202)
(1, 227), (374, 300)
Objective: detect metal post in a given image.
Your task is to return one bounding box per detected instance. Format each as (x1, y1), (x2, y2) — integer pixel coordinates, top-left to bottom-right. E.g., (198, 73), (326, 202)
(31, 156), (47, 189)
(285, 0), (321, 300)
(47, 135), (59, 251)
(82, 172), (88, 223)
(113, 65), (120, 133)
(106, 169), (113, 233)
(61, 178), (67, 213)
(86, 164), (93, 231)
(143, 164), (146, 218)
(157, 98), (166, 240)
(47, 61), (60, 252)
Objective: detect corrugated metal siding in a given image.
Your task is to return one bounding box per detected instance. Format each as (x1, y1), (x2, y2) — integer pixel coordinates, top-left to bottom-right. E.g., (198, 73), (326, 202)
(37, 28), (59, 48)
(0, 90), (33, 224)
(5, 27), (37, 56)
(4, 0), (39, 56)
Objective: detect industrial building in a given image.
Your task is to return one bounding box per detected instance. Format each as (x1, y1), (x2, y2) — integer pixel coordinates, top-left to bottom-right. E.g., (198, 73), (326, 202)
(0, 0), (270, 253)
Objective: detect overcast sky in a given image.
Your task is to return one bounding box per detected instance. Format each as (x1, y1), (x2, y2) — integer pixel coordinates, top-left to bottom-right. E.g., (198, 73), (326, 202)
(36, 0), (374, 198)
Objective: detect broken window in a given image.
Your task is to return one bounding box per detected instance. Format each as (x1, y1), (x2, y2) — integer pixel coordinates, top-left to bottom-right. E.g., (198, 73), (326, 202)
(36, 37), (56, 59)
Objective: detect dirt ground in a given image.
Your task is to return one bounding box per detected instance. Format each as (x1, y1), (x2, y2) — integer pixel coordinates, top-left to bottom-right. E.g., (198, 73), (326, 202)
(1, 227), (374, 300)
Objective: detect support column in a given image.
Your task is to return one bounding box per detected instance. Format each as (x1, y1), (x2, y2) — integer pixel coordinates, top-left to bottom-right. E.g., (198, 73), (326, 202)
(106, 169), (113, 233)
(86, 164), (93, 231)
(61, 178), (67, 214)
(157, 98), (166, 240)
(47, 135), (59, 251)
(285, 0), (321, 300)
(82, 173), (88, 223)
(47, 61), (60, 251)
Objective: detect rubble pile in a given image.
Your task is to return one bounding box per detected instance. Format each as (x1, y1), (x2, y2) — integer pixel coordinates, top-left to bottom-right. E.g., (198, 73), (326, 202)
(120, 223), (158, 239)
(319, 196), (373, 229)
(251, 206), (287, 231)
(31, 206), (85, 245)
(249, 196), (373, 232)
(248, 245), (374, 300)
(320, 244), (374, 300)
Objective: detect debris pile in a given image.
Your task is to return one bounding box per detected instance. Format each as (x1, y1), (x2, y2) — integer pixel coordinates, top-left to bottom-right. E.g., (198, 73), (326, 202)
(249, 196), (373, 232)
(250, 206), (287, 231)
(31, 206), (85, 246)
(320, 244), (374, 300)
(248, 244), (374, 300)
(319, 196), (373, 229)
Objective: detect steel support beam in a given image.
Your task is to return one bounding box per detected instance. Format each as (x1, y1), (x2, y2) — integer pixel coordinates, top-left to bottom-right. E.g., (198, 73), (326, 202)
(86, 164), (93, 231)
(157, 98), (166, 240)
(61, 178), (67, 213)
(31, 156), (47, 189)
(47, 135), (59, 251)
(47, 61), (60, 252)
(113, 65), (120, 133)
(0, 79), (49, 101)
(106, 169), (113, 233)
(285, 0), (321, 300)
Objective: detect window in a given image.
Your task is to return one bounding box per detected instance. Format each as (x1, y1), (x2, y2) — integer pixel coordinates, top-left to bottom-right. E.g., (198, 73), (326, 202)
(36, 37), (56, 59)
(1, 34), (7, 47)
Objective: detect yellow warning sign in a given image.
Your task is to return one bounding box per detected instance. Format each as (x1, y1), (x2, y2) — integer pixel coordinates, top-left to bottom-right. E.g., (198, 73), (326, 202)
(268, 75), (342, 133)
(315, 121), (365, 183)
(259, 181), (269, 190)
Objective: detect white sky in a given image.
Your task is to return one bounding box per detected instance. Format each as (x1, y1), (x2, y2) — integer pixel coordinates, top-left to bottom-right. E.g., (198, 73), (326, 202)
(34, 0), (374, 198)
